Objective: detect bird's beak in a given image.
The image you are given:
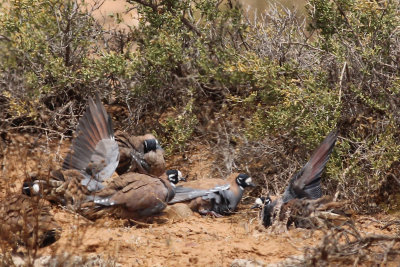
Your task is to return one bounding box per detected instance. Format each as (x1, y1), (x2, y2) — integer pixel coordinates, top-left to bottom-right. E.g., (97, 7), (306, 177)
(249, 182), (257, 187)
(179, 176), (187, 182)
(250, 203), (261, 209)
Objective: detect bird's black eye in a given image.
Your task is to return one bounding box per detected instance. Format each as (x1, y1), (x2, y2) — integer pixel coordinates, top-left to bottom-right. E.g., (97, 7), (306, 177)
(168, 175), (178, 184)
(166, 169), (179, 184)
(22, 182), (32, 196)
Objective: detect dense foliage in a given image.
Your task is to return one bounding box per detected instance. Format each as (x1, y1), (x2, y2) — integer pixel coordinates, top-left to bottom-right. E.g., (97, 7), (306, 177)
(0, 0), (399, 212)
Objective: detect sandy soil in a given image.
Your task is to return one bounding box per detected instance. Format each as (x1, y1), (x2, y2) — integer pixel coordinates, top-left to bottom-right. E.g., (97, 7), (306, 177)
(40, 205), (320, 266)
(1, 133), (400, 267)
(0, 2), (399, 265)
(90, 0), (138, 30)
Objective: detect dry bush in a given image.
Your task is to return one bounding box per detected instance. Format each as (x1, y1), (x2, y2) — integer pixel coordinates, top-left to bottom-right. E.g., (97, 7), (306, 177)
(1, 0), (399, 214)
(297, 219), (400, 266)
(0, 133), (119, 266)
(204, 1), (400, 213)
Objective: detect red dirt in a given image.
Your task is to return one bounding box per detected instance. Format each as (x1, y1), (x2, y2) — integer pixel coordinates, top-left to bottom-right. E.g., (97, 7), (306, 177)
(1, 2), (399, 264)
(1, 134), (399, 266)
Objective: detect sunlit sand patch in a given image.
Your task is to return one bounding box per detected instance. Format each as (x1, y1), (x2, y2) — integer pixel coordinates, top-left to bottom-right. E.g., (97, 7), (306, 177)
(87, 0), (139, 30)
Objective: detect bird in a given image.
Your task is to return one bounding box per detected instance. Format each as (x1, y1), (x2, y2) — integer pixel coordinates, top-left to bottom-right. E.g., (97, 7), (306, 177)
(84, 169), (185, 220)
(165, 169), (186, 185)
(82, 171), (179, 219)
(169, 173), (256, 217)
(115, 131), (166, 177)
(254, 130), (338, 228)
(22, 94), (183, 220)
(23, 169), (101, 210)
(0, 194), (61, 249)
(23, 169), (185, 207)
(62, 93), (119, 192)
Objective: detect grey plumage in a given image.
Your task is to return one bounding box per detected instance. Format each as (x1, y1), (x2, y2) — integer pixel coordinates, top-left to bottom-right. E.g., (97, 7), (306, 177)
(169, 184), (230, 204)
(259, 130), (338, 227)
(282, 130), (338, 203)
(115, 132), (166, 177)
(169, 173), (255, 216)
(23, 94), (177, 220)
(63, 94), (119, 191)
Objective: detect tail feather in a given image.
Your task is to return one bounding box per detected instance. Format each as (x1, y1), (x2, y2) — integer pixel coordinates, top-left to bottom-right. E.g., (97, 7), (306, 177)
(88, 195), (115, 206)
(303, 177), (322, 199)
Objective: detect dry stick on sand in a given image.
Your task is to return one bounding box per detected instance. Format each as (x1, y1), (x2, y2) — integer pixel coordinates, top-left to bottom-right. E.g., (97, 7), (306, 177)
(299, 218), (400, 266)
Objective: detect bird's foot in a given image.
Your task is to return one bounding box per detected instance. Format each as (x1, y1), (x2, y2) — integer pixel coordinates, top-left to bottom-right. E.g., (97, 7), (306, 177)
(199, 210), (223, 218)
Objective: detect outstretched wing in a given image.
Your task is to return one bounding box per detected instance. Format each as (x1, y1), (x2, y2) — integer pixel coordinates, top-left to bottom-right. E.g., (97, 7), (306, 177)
(283, 130), (338, 203)
(63, 93), (119, 190)
(168, 184), (230, 204)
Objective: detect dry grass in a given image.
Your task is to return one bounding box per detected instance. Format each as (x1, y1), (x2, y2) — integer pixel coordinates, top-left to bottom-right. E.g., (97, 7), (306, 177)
(0, 133), (399, 266)
(0, 132), (119, 266)
(295, 218), (400, 266)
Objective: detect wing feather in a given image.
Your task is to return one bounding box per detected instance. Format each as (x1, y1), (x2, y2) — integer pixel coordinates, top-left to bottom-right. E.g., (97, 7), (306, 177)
(62, 93), (119, 188)
(283, 130), (338, 203)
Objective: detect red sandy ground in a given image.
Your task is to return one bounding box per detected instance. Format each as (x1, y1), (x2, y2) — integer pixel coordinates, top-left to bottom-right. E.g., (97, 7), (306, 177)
(1, 2), (399, 265)
(1, 134), (399, 266)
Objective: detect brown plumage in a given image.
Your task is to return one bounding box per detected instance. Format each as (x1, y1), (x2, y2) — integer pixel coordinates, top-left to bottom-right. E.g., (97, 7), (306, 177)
(81, 172), (176, 220)
(26, 169), (176, 220)
(276, 196), (353, 228)
(0, 195), (61, 249)
(24, 169), (93, 211)
(257, 130), (340, 228)
(179, 177), (232, 214)
(181, 177), (233, 190)
(115, 131), (165, 177)
(23, 94), (173, 221)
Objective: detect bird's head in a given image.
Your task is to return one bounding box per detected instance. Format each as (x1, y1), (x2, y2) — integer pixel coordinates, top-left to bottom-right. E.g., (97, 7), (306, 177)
(236, 173), (256, 189)
(143, 138), (162, 153)
(166, 169), (186, 185)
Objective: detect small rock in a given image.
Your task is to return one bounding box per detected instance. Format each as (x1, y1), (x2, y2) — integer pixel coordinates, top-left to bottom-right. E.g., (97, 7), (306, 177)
(163, 203), (193, 220)
(265, 255), (304, 267)
(231, 259), (266, 267)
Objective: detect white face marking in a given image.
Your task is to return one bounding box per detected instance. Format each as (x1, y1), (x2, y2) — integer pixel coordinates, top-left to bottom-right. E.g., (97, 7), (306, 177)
(255, 198), (263, 205)
(177, 170), (182, 178)
(32, 183), (40, 194)
(245, 177), (252, 185)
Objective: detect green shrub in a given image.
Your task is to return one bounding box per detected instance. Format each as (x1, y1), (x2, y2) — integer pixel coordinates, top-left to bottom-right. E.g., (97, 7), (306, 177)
(1, 0), (399, 212)
(160, 95), (198, 154)
(0, 0), (107, 129)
